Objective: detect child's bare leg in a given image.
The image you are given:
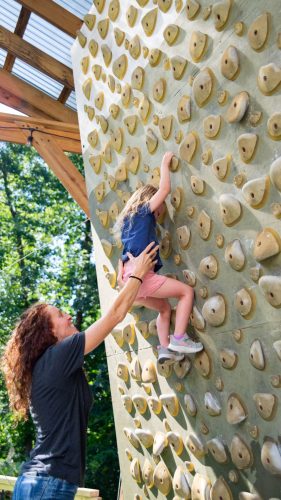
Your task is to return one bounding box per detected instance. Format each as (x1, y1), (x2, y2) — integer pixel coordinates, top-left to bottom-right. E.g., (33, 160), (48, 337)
(134, 297), (171, 347)
(151, 278), (194, 335)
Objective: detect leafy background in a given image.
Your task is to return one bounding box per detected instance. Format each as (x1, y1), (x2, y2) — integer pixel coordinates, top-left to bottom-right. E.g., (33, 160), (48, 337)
(0, 143), (119, 498)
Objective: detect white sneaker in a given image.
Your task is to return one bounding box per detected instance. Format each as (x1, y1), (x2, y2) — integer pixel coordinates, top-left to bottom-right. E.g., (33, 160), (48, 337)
(157, 346), (185, 365)
(168, 334), (203, 354)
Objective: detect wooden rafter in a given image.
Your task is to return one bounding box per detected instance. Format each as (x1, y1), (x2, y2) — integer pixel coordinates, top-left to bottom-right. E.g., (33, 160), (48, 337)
(58, 87), (73, 104)
(0, 26), (74, 89)
(14, 0), (83, 38)
(22, 131), (90, 217)
(0, 70), (78, 123)
(3, 7), (31, 72)
(0, 112), (81, 153)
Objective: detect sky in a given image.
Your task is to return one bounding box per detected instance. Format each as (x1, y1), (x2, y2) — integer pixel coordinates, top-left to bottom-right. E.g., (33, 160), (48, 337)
(0, 103), (25, 115)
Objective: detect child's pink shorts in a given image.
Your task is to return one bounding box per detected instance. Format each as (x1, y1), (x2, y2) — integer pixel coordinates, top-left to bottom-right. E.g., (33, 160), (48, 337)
(122, 260), (167, 300)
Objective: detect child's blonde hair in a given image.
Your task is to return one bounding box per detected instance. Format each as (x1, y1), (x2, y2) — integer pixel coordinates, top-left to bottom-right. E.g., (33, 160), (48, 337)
(113, 184), (157, 237)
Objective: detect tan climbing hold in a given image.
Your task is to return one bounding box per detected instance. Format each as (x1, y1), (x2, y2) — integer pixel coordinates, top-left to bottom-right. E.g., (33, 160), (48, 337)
(179, 132), (198, 163)
(97, 18), (109, 39)
(235, 288), (254, 318)
(211, 477), (233, 500)
(115, 162), (127, 182)
(96, 209), (109, 228)
(254, 228), (281, 262)
(96, 115), (108, 133)
(237, 133), (258, 163)
(84, 14), (96, 30)
(190, 305), (206, 331)
(160, 394), (179, 417)
(217, 89), (228, 105)
(186, 0), (200, 20)
(253, 393), (277, 420)
(191, 175), (205, 195)
(212, 155), (230, 180)
(101, 239), (113, 258)
(242, 176), (269, 208)
(114, 27), (125, 46)
(174, 358), (191, 379)
(122, 323), (135, 344)
(101, 44), (112, 67)
(190, 31), (208, 61)
(139, 95), (151, 122)
(135, 429), (154, 448)
(149, 49), (162, 67)
(225, 239), (245, 271)
(202, 294), (226, 327)
(193, 68), (213, 107)
(112, 54), (128, 80)
(216, 234), (224, 248)
(167, 432), (184, 456)
(186, 434), (206, 458)
(212, 0), (232, 31)
(153, 462), (172, 495)
(248, 12), (270, 51)
(123, 115), (138, 135)
(125, 148), (140, 174)
(130, 458), (142, 483)
(219, 194), (241, 225)
(261, 439), (281, 475)
(184, 393), (197, 416)
(204, 115), (221, 138)
(270, 156), (281, 191)
(225, 91), (249, 123)
(191, 474), (211, 499)
(145, 128), (158, 154)
(182, 269), (196, 287)
(199, 255), (218, 279)
(77, 30), (87, 48)
(258, 63), (281, 94)
(111, 128), (123, 153)
(207, 438), (228, 463)
(197, 210), (212, 240)
(121, 395), (133, 413)
(141, 8), (158, 37)
(123, 427), (140, 448)
(204, 392), (221, 416)
(176, 226), (191, 249)
(81, 56), (89, 75)
(108, 201), (119, 220)
(142, 459), (154, 489)
(227, 393), (247, 424)
(132, 394), (147, 414)
(171, 56), (187, 80)
(259, 275), (281, 307)
(130, 357), (142, 382)
(220, 348), (238, 369)
(89, 155), (102, 175)
(221, 45), (239, 80)
(249, 339), (265, 370)
(230, 434), (253, 469)
(82, 78), (92, 100)
(131, 66), (144, 90)
(126, 5), (138, 27)
(164, 24), (180, 46)
(142, 359), (157, 383)
(128, 34), (141, 59)
(84, 105), (95, 121)
(159, 116), (173, 140)
(117, 362), (129, 382)
(173, 466), (191, 497)
(153, 78), (166, 103)
(194, 350), (211, 377)
(267, 113), (281, 139)
(94, 181), (105, 202)
(89, 39), (98, 57)
(177, 96), (191, 123)
(147, 396), (162, 414)
(234, 21), (244, 35)
(108, 0), (119, 21)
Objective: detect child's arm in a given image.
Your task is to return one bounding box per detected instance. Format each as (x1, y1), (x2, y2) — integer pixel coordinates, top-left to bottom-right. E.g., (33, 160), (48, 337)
(149, 152), (173, 213)
(117, 259), (125, 290)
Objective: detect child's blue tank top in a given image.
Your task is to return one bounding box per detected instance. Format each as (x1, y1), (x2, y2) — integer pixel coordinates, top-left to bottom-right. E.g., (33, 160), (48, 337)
(121, 204), (162, 272)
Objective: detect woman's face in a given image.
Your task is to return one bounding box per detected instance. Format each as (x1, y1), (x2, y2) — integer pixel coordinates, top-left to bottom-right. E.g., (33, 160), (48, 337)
(47, 306), (78, 341)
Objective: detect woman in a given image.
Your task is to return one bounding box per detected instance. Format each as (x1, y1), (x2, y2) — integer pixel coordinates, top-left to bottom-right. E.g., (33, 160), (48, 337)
(1, 242), (158, 500)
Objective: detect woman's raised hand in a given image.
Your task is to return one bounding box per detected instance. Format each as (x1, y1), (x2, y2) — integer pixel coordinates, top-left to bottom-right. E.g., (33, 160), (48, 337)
(162, 151), (174, 166)
(127, 242), (159, 280)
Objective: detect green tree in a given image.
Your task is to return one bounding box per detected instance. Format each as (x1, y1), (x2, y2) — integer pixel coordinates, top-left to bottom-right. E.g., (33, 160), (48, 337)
(0, 143), (119, 499)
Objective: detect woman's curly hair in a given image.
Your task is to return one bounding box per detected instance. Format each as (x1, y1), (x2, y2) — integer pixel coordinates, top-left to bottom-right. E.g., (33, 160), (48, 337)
(1, 303), (57, 420)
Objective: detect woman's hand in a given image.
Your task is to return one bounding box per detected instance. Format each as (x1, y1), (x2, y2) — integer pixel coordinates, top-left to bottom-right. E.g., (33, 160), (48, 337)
(162, 151), (174, 167)
(127, 242), (159, 280)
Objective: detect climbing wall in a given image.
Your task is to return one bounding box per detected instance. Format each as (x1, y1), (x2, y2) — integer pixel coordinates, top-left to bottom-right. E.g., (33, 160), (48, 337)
(72, 0), (281, 498)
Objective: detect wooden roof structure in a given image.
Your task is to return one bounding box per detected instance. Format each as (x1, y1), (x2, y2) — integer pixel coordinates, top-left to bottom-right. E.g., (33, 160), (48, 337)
(0, 0), (91, 217)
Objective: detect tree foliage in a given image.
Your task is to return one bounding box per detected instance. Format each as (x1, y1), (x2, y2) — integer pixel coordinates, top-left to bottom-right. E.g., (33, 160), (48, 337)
(0, 143), (119, 499)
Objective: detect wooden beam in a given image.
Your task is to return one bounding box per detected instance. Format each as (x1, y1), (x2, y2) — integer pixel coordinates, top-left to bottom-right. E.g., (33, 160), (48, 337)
(0, 26), (74, 88)
(58, 86), (72, 104)
(0, 113), (81, 153)
(3, 7), (31, 72)
(14, 0), (83, 38)
(0, 69), (78, 123)
(26, 133), (89, 217)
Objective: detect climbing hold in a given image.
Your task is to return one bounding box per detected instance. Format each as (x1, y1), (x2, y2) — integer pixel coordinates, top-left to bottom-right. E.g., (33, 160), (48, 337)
(190, 31), (208, 61)
(164, 24), (180, 46)
(167, 433), (184, 456)
(204, 115), (221, 138)
(248, 12), (270, 51)
(258, 63), (281, 94)
(259, 275), (281, 307)
(147, 396), (162, 414)
(225, 91), (249, 123)
(227, 394), (247, 424)
(131, 66), (145, 90)
(179, 132), (198, 163)
(197, 210), (212, 240)
(270, 156), (281, 191)
(159, 116), (173, 140)
(159, 394), (179, 417)
(202, 294), (226, 326)
(249, 339), (265, 370)
(221, 45), (239, 80)
(225, 239), (245, 270)
(212, 0), (232, 31)
(177, 96), (191, 123)
(230, 434), (253, 469)
(254, 228), (281, 262)
(204, 392), (221, 416)
(153, 462), (172, 495)
(253, 393), (277, 420)
(177, 226), (191, 249)
(191, 175), (205, 195)
(267, 113), (281, 139)
(261, 439), (281, 475)
(153, 78), (166, 102)
(219, 194), (241, 226)
(114, 27), (125, 46)
(193, 68), (213, 107)
(173, 466), (191, 497)
(235, 288), (255, 318)
(242, 176), (269, 208)
(171, 56), (187, 80)
(191, 474), (211, 499)
(186, 434), (206, 458)
(112, 54), (128, 80)
(139, 95), (151, 122)
(194, 350), (211, 377)
(237, 133), (258, 163)
(141, 8), (158, 37)
(142, 459), (154, 489)
(199, 255), (218, 279)
(207, 438), (228, 463)
(212, 155), (230, 180)
(82, 78), (92, 100)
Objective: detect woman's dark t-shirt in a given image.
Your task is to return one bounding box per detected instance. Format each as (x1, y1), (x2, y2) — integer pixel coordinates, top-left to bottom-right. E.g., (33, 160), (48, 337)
(20, 332), (93, 486)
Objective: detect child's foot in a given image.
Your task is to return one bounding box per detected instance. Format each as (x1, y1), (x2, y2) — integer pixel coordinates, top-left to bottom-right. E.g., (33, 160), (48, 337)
(157, 346), (185, 365)
(168, 334), (203, 354)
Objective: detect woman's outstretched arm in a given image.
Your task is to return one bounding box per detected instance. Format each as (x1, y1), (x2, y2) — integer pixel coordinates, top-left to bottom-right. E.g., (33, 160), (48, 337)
(84, 242), (159, 354)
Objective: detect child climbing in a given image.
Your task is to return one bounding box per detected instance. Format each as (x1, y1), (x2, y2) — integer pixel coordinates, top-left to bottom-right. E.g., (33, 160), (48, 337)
(115, 151), (203, 364)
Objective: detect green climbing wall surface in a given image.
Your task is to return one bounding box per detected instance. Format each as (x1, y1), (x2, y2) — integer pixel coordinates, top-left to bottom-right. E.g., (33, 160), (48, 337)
(72, 0), (281, 498)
